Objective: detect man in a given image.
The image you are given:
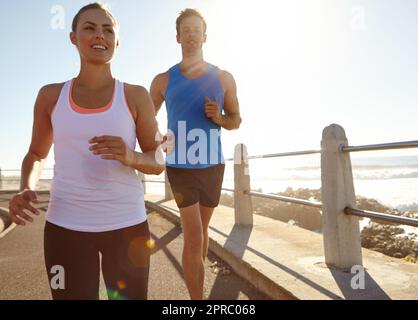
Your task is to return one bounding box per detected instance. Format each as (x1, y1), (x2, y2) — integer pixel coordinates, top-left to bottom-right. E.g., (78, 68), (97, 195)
(150, 8), (241, 300)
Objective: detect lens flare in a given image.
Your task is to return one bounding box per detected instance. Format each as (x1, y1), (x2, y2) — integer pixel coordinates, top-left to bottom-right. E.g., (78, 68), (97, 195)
(173, 192), (184, 205)
(117, 280), (126, 290)
(146, 239), (155, 249)
(107, 289), (125, 300)
(128, 236), (149, 267)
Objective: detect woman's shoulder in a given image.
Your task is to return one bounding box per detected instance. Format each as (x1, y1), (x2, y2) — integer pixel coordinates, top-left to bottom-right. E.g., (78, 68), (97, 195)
(123, 83), (151, 105)
(123, 82), (148, 95)
(39, 82), (65, 95)
(38, 82), (66, 104)
(36, 82), (66, 115)
(123, 83), (152, 121)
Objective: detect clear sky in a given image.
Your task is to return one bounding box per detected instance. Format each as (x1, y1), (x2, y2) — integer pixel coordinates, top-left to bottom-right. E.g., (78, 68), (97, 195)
(1, 0), (417, 171)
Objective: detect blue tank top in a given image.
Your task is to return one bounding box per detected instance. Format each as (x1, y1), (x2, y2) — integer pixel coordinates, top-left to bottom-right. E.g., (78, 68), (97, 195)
(164, 63), (224, 168)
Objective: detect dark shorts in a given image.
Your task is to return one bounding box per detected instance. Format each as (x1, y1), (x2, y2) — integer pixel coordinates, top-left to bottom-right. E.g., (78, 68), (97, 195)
(166, 163), (225, 208)
(44, 221), (150, 300)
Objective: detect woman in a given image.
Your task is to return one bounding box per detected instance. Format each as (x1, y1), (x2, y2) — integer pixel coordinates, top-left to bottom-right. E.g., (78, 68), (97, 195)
(8, 3), (164, 300)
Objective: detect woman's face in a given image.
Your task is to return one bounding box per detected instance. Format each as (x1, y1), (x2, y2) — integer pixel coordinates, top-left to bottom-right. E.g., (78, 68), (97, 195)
(70, 9), (119, 65)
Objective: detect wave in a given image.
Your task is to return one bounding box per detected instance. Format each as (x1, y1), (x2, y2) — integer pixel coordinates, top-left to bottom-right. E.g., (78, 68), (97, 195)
(249, 171), (418, 181)
(353, 171), (418, 180)
(286, 155), (418, 172)
(287, 164), (418, 171)
(396, 203), (418, 211)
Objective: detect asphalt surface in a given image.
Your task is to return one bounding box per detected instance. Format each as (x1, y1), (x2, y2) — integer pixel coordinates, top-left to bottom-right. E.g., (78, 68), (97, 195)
(0, 193), (269, 300)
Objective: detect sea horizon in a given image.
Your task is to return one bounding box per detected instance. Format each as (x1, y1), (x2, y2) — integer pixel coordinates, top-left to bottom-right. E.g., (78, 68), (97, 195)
(1, 154), (417, 211)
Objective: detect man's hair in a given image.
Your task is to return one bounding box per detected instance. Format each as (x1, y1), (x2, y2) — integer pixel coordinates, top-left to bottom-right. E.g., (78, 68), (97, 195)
(176, 8), (207, 36)
(72, 2), (118, 32)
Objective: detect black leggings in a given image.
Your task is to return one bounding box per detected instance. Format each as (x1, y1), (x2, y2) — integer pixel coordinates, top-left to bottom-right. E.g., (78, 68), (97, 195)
(44, 221), (150, 300)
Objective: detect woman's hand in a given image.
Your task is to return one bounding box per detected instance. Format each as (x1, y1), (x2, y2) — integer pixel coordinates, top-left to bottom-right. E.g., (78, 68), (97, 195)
(89, 135), (135, 167)
(9, 189), (40, 226)
(161, 132), (175, 154)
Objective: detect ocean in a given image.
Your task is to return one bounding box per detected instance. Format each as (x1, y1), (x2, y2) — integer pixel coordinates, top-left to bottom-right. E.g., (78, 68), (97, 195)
(2, 155), (418, 212)
(144, 154), (418, 212)
(231, 154), (418, 212)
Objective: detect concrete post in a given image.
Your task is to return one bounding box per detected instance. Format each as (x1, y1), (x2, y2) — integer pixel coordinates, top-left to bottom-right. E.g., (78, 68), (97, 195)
(234, 143), (253, 225)
(164, 171), (173, 201)
(138, 171), (146, 194)
(321, 124), (362, 270)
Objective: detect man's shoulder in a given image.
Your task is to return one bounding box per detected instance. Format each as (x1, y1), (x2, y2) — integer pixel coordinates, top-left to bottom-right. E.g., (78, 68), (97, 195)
(152, 71), (169, 83)
(216, 68), (234, 80)
(214, 68), (236, 89)
(150, 71), (169, 96)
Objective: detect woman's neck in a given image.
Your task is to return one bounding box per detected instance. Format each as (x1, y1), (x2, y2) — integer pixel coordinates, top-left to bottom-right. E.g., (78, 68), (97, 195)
(76, 62), (114, 89)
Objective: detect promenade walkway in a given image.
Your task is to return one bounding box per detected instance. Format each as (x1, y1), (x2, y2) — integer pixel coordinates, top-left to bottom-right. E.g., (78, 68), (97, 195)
(1, 191), (417, 300)
(0, 192), (269, 300)
(145, 195), (418, 300)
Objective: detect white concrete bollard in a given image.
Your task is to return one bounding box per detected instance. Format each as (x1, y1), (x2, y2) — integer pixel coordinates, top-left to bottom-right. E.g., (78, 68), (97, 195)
(321, 124), (363, 270)
(234, 143), (253, 225)
(137, 171), (146, 194)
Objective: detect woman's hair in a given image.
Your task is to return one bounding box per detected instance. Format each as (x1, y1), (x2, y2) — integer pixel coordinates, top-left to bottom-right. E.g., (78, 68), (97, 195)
(176, 8), (207, 36)
(72, 2), (118, 32)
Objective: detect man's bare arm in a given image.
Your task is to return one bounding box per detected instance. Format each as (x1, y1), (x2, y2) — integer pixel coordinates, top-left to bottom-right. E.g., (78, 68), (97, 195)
(150, 72), (168, 116)
(215, 71), (242, 130)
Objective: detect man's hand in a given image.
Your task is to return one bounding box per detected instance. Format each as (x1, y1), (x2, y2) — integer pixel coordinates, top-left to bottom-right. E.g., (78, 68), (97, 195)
(89, 135), (135, 167)
(9, 189), (40, 226)
(204, 96), (223, 126)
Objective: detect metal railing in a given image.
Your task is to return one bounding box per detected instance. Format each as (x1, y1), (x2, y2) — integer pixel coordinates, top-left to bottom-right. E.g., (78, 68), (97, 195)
(3, 141), (417, 229)
(223, 188), (418, 228)
(225, 149), (321, 161)
(341, 140), (418, 153)
(245, 190), (323, 208)
(2, 139), (417, 230)
(221, 128), (418, 269)
(143, 180), (165, 184)
(223, 148), (324, 211)
(339, 140), (418, 228)
(221, 140), (418, 228)
(345, 207), (418, 227)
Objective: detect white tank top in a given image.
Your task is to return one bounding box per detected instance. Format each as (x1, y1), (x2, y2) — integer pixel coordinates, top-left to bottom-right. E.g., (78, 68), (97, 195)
(46, 79), (147, 232)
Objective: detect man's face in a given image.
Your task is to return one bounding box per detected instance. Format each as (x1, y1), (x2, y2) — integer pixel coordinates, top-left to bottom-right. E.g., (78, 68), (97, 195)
(176, 15), (206, 51)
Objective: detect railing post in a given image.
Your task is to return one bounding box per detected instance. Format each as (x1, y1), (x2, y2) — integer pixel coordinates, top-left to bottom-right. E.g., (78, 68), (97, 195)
(321, 124), (362, 269)
(137, 171), (146, 194)
(234, 143), (253, 225)
(164, 171), (173, 201)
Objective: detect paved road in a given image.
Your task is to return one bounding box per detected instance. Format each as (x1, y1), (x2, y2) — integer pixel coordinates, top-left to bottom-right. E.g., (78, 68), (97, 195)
(0, 193), (269, 300)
